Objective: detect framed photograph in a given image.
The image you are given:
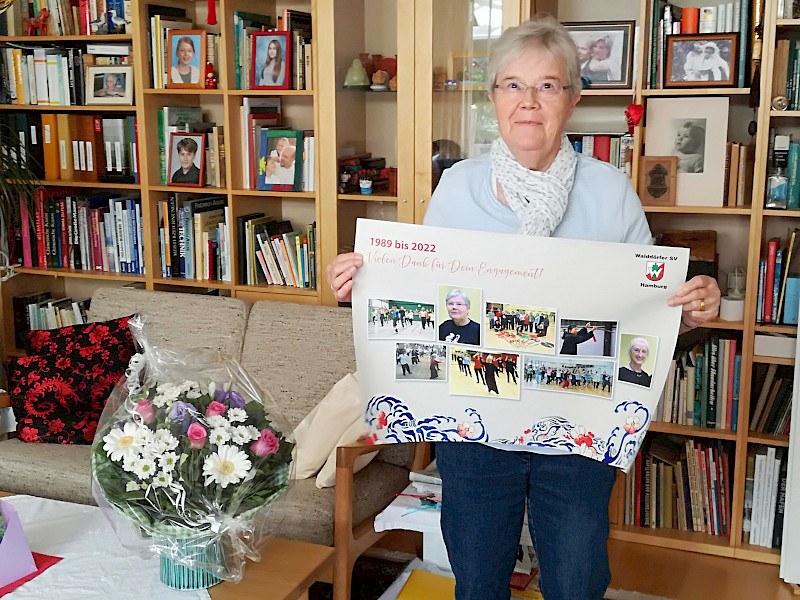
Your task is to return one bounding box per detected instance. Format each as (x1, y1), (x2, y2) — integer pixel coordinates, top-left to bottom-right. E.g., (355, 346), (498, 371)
(251, 31), (292, 90)
(166, 30), (207, 89)
(638, 156), (678, 206)
(644, 97), (729, 206)
(85, 66), (133, 105)
(448, 52), (488, 91)
(562, 21), (635, 89)
(257, 129), (303, 191)
(665, 33), (737, 88)
(168, 132), (205, 187)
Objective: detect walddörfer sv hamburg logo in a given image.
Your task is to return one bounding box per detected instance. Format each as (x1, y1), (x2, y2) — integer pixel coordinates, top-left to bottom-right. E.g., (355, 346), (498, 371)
(646, 262), (665, 281)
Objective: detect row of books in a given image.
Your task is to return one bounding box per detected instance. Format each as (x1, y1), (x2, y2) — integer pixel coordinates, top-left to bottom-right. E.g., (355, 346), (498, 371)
(566, 134), (633, 175)
(156, 106), (224, 188)
(236, 215), (317, 288)
(625, 436), (732, 536)
(770, 40), (800, 111)
(147, 8), (219, 89)
(1, 113), (138, 183)
(0, 0), (131, 36)
(743, 446), (787, 549)
(156, 194), (230, 282)
(20, 188), (144, 275)
(647, 1), (750, 89)
(749, 364), (793, 436)
(723, 142), (753, 207)
(756, 232), (800, 325)
(657, 338), (741, 431)
(0, 44), (131, 107)
(12, 292), (91, 345)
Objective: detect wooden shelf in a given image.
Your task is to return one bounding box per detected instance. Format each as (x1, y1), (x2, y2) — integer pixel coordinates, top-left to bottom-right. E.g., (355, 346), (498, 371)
(752, 355), (795, 365)
(232, 189), (317, 198)
(151, 278), (233, 290)
(643, 205), (751, 215)
(6, 348), (25, 358)
(0, 34), (132, 42)
(0, 104), (136, 111)
(763, 208), (800, 217)
(227, 90), (315, 96)
(233, 284), (318, 296)
(643, 88), (750, 96)
(15, 267), (145, 281)
(734, 544), (782, 565)
(698, 318), (744, 330)
(755, 323), (797, 333)
(748, 433), (791, 447)
(609, 525), (733, 557)
(770, 110), (800, 118)
(777, 18), (800, 26)
(649, 421), (738, 440)
(28, 179), (140, 189)
(579, 89), (634, 96)
(143, 89), (225, 95)
(338, 192), (398, 202)
(148, 185), (229, 193)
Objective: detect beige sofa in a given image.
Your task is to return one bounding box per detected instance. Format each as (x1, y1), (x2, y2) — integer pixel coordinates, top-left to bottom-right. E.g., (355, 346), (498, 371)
(0, 287), (425, 600)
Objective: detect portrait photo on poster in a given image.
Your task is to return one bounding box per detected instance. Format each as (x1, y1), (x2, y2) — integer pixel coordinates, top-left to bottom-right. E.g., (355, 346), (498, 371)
(395, 343), (447, 381)
(368, 298), (436, 341)
(168, 132), (205, 187)
(167, 30), (206, 89)
(562, 21), (635, 89)
(523, 356), (616, 399)
(484, 301), (557, 354)
(85, 66), (133, 105)
(558, 319), (617, 358)
(251, 31), (291, 90)
(618, 334), (659, 389)
(450, 348), (520, 400)
(438, 285), (483, 346)
(666, 33), (737, 88)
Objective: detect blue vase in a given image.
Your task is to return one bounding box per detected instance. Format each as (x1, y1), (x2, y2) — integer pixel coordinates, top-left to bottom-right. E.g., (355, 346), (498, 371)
(159, 537), (223, 590)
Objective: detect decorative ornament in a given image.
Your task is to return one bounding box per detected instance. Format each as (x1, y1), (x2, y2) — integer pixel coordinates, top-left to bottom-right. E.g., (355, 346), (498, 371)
(625, 103), (644, 135)
(207, 0), (216, 25)
(27, 7), (49, 36)
(205, 63), (217, 89)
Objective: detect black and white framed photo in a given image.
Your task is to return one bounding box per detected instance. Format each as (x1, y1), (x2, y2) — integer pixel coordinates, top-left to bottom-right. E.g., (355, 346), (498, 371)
(168, 132), (205, 187)
(665, 33), (737, 88)
(85, 66), (133, 105)
(562, 21), (635, 89)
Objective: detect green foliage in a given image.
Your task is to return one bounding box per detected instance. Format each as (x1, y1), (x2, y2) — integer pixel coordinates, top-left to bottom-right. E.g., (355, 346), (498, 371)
(0, 122), (40, 234)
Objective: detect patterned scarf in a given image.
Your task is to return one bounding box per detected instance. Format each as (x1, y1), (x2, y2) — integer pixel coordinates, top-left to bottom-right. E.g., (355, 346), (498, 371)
(490, 135), (578, 236)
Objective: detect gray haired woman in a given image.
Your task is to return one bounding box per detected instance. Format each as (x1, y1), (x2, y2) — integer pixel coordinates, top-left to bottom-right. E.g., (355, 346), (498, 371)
(438, 289), (480, 345)
(327, 16), (720, 600)
(618, 336), (652, 387)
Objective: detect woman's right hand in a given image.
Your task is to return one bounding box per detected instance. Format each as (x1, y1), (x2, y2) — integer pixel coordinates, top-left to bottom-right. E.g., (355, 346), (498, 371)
(326, 252), (363, 303)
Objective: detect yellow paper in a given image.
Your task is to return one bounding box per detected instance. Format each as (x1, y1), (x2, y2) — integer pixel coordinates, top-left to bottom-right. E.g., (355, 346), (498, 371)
(397, 569), (455, 600)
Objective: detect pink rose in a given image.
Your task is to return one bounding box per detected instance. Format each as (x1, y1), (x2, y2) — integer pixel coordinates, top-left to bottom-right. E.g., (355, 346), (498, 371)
(250, 429), (279, 456)
(135, 400), (155, 424)
(205, 401), (227, 418)
(187, 423), (208, 449)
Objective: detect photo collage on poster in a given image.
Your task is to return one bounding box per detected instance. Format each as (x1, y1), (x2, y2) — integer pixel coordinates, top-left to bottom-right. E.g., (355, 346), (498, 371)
(368, 284), (660, 400)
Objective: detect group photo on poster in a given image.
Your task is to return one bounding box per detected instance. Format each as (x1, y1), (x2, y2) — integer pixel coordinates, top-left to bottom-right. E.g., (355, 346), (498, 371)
(484, 302), (557, 352)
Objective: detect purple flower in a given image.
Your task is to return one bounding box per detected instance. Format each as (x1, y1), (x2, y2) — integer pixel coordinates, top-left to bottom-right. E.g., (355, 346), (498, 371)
(168, 401), (198, 434)
(228, 390), (245, 409)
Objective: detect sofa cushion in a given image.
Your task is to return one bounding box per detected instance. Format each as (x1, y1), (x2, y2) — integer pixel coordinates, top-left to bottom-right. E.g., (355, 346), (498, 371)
(0, 438), (94, 504)
(25, 315), (134, 356)
(315, 419), (378, 488)
(88, 288), (250, 359)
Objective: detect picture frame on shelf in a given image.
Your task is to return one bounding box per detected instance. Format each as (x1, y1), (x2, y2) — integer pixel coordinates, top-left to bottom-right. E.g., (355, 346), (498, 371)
(447, 52), (488, 91)
(644, 97), (729, 207)
(665, 33), (737, 88)
(638, 156), (677, 206)
(251, 31), (292, 90)
(562, 21), (635, 89)
(257, 129), (303, 192)
(168, 132), (205, 187)
(166, 30), (207, 89)
(85, 66), (134, 105)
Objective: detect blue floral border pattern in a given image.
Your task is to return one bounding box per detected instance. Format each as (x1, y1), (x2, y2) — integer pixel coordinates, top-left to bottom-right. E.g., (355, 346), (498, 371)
(365, 396), (649, 469)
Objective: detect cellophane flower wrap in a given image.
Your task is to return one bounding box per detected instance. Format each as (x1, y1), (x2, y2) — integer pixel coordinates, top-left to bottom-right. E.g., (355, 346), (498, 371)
(91, 315), (294, 582)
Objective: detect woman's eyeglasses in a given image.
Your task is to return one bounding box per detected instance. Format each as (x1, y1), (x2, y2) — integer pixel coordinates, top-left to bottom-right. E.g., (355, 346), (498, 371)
(493, 79), (572, 101)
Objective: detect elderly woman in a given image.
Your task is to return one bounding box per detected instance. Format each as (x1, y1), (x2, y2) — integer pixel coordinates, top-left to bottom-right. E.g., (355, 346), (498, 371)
(619, 336), (652, 387)
(326, 17), (720, 600)
(438, 289), (480, 345)
(583, 35), (620, 82)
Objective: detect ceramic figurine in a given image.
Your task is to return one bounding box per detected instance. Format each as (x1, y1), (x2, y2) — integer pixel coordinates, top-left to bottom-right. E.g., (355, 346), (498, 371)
(370, 70), (389, 91)
(389, 75), (397, 92)
(205, 63), (217, 89)
(344, 59), (370, 87)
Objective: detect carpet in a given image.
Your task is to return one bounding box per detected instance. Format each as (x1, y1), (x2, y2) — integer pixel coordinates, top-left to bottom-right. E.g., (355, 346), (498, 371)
(308, 555), (410, 600)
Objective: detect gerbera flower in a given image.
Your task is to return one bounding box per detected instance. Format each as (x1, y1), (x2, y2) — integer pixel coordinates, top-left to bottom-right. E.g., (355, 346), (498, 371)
(132, 456), (157, 480)
(103, 422), (144, 461)
(202, 445), (252, 488)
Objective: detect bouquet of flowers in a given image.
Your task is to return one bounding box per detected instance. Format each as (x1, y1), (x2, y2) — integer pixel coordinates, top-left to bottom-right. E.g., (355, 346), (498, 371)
(91, 316), (294, 587)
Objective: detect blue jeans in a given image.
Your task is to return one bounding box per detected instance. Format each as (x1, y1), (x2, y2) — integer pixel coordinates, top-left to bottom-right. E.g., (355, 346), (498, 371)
(436, 442), (617, 600)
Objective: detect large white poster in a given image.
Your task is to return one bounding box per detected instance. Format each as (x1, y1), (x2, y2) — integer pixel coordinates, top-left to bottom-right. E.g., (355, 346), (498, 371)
(352, 219), (689, 471)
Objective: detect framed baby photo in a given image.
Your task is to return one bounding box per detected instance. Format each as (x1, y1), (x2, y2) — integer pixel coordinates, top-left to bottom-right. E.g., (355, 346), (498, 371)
(166, 30), (207, 89)
(665, 33), (738, 88)
(85, 66), (134, 105)
(562, 21), (635, 89)
(644, 97), (729, 207)
(638, 156), (677, 206)
(251, 31), (292, 90)
(168, 132), (205, 187)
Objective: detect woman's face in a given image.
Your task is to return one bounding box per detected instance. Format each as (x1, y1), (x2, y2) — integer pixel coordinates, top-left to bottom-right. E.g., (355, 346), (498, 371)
(446, 295), (469, 322)
(576, 41), (591, 61)
(592, 40), (610, 59)
(268, 41), (279, 60)
(177, 41), (194, 65)
(490, 46), (579, 170)
(106, 75), (116, 89)
(629, 341), (649, 367)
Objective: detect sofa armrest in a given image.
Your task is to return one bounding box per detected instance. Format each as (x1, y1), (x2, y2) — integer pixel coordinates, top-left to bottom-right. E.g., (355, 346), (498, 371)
(0, 392), (10, 409)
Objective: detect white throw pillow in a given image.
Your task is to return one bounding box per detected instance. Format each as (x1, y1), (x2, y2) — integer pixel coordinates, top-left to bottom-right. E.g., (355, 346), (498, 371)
(315, 418), (378, 488)
(291, 372), (361, 479)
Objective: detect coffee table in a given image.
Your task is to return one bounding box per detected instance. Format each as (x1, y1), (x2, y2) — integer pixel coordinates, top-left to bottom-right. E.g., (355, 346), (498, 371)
(1, 492), (333, 600)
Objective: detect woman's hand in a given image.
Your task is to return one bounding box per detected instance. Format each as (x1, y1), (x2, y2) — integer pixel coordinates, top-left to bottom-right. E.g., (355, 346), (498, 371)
(326, 252), (363, 303)
(667, 275), (721, 331)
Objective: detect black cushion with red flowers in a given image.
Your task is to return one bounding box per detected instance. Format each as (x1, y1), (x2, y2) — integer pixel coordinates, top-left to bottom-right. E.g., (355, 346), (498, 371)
(5, 316), (136, 444)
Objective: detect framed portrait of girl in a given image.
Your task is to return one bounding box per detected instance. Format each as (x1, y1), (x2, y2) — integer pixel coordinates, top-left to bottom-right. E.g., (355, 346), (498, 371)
(166, 30), (207, 89)
(251, 31), (291, 90)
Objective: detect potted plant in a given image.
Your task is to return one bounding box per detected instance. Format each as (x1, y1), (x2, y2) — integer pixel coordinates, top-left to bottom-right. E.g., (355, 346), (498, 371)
(0, 122), (40, 268)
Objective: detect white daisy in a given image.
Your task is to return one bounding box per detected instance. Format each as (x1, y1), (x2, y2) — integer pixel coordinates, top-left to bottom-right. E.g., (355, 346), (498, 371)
(206, 415), (229, 429)
(125, 481), (140, 492)
(227, 408), (247, 423)
(230, 426), (252, 445)
(132, 456), (158, 480)
(153, 429), (179, 453)
(159, 452), (179, 472)
(210, 427), (231, 445)
(122, 456), (138, 473)
(203, 445), (252, 488)
(151, 470), (173, 488)
(244, 425), (260, 440)
(103, 422), (143, 461)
